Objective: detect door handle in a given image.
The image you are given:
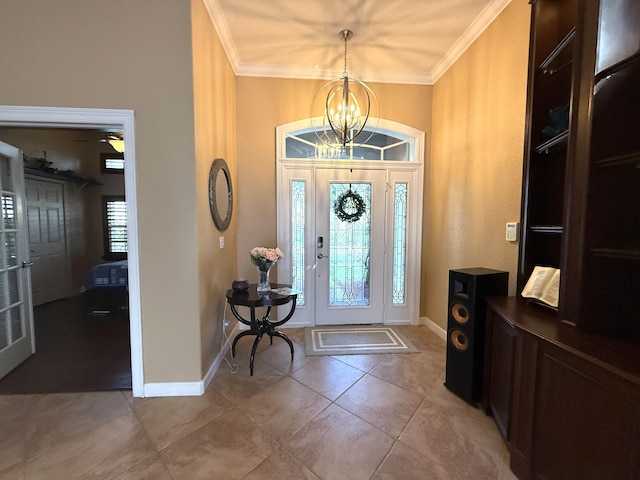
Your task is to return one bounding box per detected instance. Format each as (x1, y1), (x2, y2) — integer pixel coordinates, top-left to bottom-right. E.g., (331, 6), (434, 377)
(317, 254), (325, 259)
(21, 261), (34, 268)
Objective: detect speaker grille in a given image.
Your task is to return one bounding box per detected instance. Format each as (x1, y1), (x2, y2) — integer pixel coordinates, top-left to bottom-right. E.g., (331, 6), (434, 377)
(450, 329), (469, 351)
(451, 303), (469, 324)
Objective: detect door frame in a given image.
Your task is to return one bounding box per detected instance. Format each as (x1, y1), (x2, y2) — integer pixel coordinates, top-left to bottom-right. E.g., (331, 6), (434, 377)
(276, 118), (424, 327)
(0, 105), (143, 397)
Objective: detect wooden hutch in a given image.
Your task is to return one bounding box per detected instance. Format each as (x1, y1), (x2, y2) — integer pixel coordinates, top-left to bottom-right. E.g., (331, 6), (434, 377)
(482, 0), (640, 478)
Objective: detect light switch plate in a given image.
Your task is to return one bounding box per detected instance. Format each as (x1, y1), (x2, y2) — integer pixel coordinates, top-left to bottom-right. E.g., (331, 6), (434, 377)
(506, 222), (519, 242)
(219, 236), (225, 249)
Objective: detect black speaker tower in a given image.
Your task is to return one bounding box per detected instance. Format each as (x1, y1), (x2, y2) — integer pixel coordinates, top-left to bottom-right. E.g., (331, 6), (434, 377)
(444, 267), (508, 405)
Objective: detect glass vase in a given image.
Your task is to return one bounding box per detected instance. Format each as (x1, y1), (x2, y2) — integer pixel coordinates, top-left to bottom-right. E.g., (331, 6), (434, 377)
(255, 261), (274, 292)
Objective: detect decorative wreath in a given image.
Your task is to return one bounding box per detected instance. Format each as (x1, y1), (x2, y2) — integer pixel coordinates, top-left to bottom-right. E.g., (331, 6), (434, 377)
(334, 189), (366, 223)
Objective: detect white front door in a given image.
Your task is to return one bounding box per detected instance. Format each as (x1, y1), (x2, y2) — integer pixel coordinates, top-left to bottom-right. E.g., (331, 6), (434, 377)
(26, 178), (70, 306)
(0, 141), (35, 379)
(315, 168), (386, 325)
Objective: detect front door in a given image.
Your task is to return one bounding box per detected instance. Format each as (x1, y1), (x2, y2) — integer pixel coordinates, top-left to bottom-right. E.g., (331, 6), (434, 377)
(315, 168), (386, 325)
(0, 141), (35, 379)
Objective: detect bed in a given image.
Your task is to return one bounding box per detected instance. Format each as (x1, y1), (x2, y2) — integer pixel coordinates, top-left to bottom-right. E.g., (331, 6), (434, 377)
(82, 260), (129, 314)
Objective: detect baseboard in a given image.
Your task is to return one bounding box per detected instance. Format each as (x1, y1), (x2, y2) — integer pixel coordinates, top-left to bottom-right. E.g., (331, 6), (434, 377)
(142, 323), (239, 398)
(420, 316), (447, 341)
(143, 381), (204, 397)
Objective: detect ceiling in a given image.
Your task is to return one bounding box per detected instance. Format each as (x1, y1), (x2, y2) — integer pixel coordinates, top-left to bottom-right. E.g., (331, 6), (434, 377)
(204, 0), (511, 85)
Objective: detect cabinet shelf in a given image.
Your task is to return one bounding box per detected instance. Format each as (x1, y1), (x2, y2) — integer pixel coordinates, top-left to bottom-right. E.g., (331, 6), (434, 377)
(530, 225), (564, 234)
(595, 51), (640, 83)
(589, 248), (640, 262)
(539, 29), (575, 75)
(534, 130), (569, 154)
(595, 150), (640, 168)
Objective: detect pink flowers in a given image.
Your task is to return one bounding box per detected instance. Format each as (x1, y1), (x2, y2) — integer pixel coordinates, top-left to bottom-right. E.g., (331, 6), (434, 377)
(250, 246), (284, 267)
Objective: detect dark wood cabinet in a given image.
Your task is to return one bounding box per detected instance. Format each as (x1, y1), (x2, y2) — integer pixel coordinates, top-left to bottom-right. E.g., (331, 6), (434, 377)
(533, 342), (640, 480)
(519, 0), (640, 337)
(483, 309), (517, 441)
(578, 0), (640, 338)
(518, 0), (579, 299)
(486, 1), (640, 478)
(484, 297), (640, 480)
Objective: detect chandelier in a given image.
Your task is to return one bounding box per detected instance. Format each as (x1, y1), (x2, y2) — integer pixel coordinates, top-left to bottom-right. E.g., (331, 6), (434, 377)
(311, 29), (379, 149)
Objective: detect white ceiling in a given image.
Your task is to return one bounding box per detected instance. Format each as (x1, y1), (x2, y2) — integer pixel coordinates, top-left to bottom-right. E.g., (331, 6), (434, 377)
(204, 0), (512, 85)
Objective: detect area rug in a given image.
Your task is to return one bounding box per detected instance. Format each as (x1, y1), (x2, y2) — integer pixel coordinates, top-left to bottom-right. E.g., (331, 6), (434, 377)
(304, 325), (419, 356)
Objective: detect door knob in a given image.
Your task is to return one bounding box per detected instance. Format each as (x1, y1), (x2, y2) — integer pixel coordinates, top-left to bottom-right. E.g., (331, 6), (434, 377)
(21, 261), (34, 268)
(317, 254), (325, 259)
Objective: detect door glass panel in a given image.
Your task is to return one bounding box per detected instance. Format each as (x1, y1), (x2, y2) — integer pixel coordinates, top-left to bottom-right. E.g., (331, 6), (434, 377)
(4, 232), (17, 267)
(285, 129), (415, 161)
(329, 182), (371, 306)
(10, 307), (22, 343)
(393, 183), (408, 304)
(291, 180), (306, 305)
(0, 273), (5, 310)
(0, 157), (11, 191)
(2, 195), (16, 230)
(8, 268), (19, 305)
(0, 312), (7, 349)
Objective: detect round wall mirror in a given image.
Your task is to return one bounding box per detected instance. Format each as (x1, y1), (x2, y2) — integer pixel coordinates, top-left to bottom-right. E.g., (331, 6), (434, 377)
(209, 158), (233, 231)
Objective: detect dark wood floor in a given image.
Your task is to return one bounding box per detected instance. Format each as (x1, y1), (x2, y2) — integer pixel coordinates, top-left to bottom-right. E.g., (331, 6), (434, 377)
(0, 295), (131, 394)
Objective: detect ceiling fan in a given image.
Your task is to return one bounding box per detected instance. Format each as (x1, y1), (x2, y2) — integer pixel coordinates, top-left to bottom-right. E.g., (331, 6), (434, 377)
(75, 132), (125, 153)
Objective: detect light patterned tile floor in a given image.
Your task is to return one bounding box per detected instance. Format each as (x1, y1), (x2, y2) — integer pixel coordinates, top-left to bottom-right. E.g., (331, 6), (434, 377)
(0, 326), (518, 480)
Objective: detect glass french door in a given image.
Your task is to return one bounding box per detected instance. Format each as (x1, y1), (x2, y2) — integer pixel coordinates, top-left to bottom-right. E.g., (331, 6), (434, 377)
(314, 169), (386, 325)
(0, 140), (34, 380)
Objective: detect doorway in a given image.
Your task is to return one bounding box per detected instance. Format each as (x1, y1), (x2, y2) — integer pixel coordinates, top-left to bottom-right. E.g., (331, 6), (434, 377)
(276, 118), (424, 327)
(0, 105), (142, 397)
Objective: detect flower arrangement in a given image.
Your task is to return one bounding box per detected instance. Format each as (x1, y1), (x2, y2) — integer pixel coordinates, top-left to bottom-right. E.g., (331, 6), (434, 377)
(250, 247), (284, 292)
(250, 246), (284, 269)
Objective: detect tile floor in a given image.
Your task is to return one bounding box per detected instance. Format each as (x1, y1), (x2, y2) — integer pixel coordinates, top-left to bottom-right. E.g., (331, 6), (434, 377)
(0, 325), (518, 480)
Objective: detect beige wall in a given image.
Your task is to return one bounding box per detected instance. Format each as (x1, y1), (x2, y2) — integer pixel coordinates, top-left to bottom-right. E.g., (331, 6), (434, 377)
(0, 0), (203, 383)
(235, 77), (432, 287)
(426, 0), (531, 330)
(191, 0), (238, 375)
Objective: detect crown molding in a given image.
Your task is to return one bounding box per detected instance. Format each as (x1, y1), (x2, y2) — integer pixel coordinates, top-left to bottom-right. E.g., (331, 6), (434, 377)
(236, 63), (434, 86)
(430, 0), (513, 83)
(202, 0), (240, 73)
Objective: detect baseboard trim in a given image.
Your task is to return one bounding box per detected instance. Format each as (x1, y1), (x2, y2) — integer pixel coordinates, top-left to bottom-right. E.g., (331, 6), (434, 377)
(143, 323), (239, 398)
(420, 316), (447, 341)
(143, 381), (204, 397)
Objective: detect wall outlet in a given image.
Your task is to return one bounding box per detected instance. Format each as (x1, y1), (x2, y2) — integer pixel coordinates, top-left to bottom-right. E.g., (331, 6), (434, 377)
(223, 319), (229, 328)
(219, 236), (224, 249)
(506, 222), (519, 242)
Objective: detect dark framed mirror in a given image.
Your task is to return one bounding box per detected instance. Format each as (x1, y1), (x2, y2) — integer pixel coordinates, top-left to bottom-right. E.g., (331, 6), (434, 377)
(209, 158), (233, 231)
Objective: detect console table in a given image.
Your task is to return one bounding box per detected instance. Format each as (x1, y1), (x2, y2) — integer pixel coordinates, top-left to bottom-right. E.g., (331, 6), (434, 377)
(225, 284), (298, 375)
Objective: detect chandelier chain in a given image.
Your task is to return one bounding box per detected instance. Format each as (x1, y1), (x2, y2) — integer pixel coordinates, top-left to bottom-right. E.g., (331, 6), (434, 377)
(343, 33), (348, 77)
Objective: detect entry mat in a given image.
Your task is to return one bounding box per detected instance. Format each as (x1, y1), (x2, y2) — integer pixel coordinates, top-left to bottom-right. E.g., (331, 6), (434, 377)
(304, 325), (419, 356)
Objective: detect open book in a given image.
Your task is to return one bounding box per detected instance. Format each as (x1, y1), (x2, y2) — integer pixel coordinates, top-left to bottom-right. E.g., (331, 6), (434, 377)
(521, 266), (560, 309)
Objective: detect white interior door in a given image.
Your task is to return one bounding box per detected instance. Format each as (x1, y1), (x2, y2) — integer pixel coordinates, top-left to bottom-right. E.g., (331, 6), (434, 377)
(26, 178), (69, 306)
(315, 168), (386, 325)
(0, 141), (35, 379)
